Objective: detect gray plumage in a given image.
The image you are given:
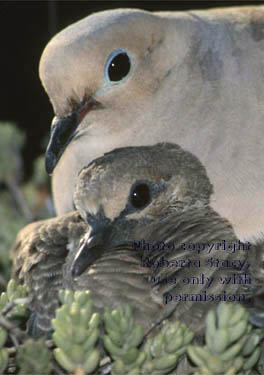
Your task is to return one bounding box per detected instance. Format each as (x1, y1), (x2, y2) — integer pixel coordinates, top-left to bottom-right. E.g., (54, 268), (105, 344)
(40, 6), (264, 242)
(11, 212), (87, 337)
(11, 143), (263, 339)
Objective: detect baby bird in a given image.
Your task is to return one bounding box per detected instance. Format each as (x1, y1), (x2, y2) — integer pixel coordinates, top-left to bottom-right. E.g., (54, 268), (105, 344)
(11, 211), (88, 337)
(11, 143), (261, 338)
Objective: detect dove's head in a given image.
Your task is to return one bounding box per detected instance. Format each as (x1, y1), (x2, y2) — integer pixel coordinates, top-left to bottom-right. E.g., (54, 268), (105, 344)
(71, 142), (213, 276)
(39, 8), (190, 176)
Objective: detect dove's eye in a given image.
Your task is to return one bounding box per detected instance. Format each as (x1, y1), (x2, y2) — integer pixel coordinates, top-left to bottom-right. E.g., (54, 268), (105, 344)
(130, 183), (151, 209)
(105, 49), (132, 83)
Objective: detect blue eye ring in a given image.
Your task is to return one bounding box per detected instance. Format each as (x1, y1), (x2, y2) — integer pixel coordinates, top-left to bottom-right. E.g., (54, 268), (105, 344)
(104, 49), (134, 84)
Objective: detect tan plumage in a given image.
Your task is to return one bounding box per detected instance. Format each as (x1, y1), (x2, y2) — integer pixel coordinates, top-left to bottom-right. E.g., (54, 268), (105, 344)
(11, 143), (262, 339)
(40, 6), (264, 241)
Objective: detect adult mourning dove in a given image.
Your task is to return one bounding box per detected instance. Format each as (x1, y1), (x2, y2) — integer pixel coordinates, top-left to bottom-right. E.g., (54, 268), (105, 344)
(12, 143), (262, 338)
(40, 6), (264, 241)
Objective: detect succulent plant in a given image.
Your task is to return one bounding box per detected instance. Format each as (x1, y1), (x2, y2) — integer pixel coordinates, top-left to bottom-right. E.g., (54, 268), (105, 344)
(142, 319), (194, 375)
(0, 283), (263, 375)
(0, 328), (8, 374)
(16, 339), (52, 375)
(103, 304), (194, 375)
(187, 302), (263, 375)
(52, 289), (101, 374)
(0, 279), (28, 321)
(103, 304), (145, 375)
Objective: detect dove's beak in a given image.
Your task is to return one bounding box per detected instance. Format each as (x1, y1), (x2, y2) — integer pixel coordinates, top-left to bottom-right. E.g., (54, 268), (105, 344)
(45, 113), (78, 175)
(45, 96), (103, 175)
(71, 216), (111, 277)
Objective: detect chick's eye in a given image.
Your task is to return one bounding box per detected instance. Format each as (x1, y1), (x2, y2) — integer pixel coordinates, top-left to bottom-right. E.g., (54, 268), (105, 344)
(130, 184), (151, 209)
(106, 50), (131, 82)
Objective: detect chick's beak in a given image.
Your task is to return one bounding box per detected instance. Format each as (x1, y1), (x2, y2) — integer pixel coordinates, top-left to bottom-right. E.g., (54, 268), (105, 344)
(71, 218), (110, 277)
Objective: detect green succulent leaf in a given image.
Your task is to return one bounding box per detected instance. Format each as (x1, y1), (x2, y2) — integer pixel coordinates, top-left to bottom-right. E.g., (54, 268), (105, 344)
(17, 339), (52, 375)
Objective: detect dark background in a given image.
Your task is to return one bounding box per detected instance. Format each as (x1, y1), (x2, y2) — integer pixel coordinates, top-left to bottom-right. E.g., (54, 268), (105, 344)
(1, 1), (263, 180)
